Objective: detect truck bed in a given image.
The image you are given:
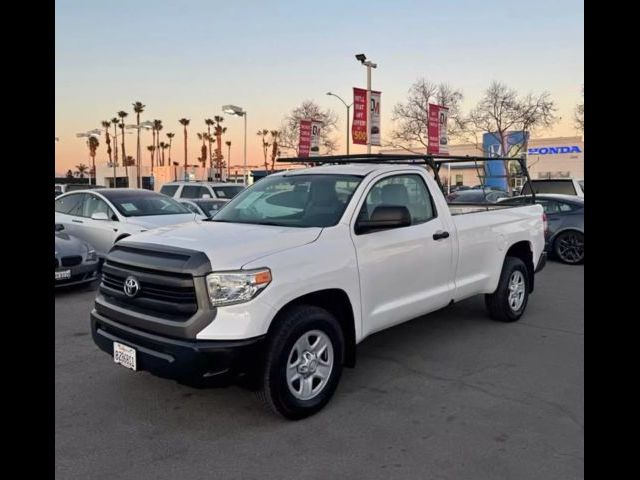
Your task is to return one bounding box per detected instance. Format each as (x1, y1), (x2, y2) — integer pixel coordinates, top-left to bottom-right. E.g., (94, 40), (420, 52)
(448, 203), (516, 216)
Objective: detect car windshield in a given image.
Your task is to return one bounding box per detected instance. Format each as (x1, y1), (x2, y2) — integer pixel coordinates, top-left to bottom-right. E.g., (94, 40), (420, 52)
(212, 185), (244, 199)
(107, 192), (191, 217)
(213, 174), (362, 227)
(578, 180), (584, 193)
(195, 200), (226, 217)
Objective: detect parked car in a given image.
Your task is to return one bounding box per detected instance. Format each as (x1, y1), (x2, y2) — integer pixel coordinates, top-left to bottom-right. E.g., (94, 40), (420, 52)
(160, 181), (245, 201)
(55, 223), (100, 287)
(55, 188), (200, 258)
(446, 188), (509, 204)
(520, 178), (584, 197)
(499, 194), (584, 264)
(91, 159), (546, 419)
(178, 198), (228, 219)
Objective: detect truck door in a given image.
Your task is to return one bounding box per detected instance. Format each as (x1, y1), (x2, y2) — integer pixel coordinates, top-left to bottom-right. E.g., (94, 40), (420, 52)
(351, 172), (455, 337)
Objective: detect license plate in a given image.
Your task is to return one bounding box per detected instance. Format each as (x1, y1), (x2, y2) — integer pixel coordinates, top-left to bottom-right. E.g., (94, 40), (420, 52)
(55, 269), (71, 280)
(113, 342), (137, 371)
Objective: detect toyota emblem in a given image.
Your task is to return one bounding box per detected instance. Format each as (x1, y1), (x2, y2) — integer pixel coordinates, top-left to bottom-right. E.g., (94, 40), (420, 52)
(123, 276), (140, 297)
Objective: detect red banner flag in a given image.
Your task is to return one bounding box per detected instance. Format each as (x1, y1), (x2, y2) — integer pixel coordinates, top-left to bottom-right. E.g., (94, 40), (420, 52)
(427, 104), (449, 154)
(298, 119), (312, 157)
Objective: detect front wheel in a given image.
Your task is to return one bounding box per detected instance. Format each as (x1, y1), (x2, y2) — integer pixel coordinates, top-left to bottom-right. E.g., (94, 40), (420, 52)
(258, 305), (344, 420)
(485, 256), (530, 322)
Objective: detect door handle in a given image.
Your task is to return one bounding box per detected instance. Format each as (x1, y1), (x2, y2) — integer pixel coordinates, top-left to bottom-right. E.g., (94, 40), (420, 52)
(433, 230), (450, 240)
(72, 219), (84, 224)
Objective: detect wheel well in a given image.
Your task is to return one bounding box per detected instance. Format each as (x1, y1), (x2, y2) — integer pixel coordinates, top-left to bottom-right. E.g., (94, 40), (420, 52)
(269, 289), (357, 368)
(505, 241), (534, 293)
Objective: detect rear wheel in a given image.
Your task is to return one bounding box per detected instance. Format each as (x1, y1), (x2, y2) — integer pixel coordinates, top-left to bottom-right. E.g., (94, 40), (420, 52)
(554, 230), (584, 264)
(258, 305), (344, 420)
(485, 257), (530, 322)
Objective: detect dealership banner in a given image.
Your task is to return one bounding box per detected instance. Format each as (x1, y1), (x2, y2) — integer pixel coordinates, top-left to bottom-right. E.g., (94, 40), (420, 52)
(352, 88), (381, 146)
(482, 131), (529, 191)
(427, 104), (449, 154)
(310, 120), (322, 157)
(298, 119), (312, 157)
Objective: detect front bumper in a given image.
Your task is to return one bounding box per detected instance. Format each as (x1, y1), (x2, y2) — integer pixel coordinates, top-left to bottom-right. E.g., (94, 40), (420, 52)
(535, 252), (547, 273)
(55, 261), (99, 288)
(91, 309), (265, 383)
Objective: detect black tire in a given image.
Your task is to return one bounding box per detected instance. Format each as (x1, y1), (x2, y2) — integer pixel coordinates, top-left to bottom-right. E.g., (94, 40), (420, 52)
(553, 230), (584, 264)
(485, 256), (530, 322)
(258, 305), (344, 420)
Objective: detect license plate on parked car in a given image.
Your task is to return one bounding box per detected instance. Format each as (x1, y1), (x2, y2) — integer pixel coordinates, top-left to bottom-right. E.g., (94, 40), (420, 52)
(113, 342), (137, 371)
(55, 269), (71, 280)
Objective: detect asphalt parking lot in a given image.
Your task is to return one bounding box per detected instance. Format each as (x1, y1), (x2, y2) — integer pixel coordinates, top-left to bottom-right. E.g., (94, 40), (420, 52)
(55, 260), (583, 480)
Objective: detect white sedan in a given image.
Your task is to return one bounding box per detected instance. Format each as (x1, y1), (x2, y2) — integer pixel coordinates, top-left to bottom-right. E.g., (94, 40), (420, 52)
(54, 188), (201, 258)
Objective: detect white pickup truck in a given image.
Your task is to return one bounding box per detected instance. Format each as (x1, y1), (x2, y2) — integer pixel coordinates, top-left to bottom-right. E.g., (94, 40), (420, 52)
(91, 158), (547, 419)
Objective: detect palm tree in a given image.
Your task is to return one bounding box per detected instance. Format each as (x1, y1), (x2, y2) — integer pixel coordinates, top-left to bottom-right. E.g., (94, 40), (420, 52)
(269, 130), (280, 173)
(258, 129), (271, 171)
(166, 132), (175, 166)
(205, 118), (214, 174)
(159, 142), (168, 166)
(225, 140), (232, 179)
(153, 120), (163, 167)
(147, 145), (156, 173)
(213, 116), (227, 179)
(75, 163), (89, 178)
(117, 111), (129, 180)
(197, 132), (208, 168)
(111, 117), (120, 166)
(102, 120), (115, 187)
(132, 102), (145, 188)
(87, 136), (100, 185)
(179, 118), (190, 173)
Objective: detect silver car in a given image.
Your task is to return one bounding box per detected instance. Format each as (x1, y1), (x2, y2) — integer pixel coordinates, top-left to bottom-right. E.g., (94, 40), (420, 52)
(54, 188), (200, 258)
(55, 224), (100, 287)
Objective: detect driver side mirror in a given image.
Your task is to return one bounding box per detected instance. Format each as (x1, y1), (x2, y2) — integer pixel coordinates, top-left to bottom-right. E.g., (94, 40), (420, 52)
(91, 212), (109, 221)
(55, 223), (64, 232)
(355, 205), (411, 235)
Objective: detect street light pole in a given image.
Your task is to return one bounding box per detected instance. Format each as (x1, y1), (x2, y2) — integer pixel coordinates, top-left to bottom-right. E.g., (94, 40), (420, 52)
(355, 54), (377, 155)
(222, 105), (248, 185)
(326, 92), (352, 155)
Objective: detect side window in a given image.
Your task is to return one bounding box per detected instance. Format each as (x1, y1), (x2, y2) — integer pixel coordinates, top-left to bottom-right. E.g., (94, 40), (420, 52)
(198, 186), (212, 198)
(160, 185), (179, 197)
(181, 185), (200, 198)
(360, 174), (435, 225)
(82, 194), (114, 218)
(558, 202), (574, 212)
(55, 193), (85, 216)
(183, 202), (199, 214)
(538, 200), (560, 214)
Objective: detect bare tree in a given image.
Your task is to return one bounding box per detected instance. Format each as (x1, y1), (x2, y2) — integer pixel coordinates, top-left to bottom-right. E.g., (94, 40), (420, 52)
(574, 85), (584, 132)
(278, 100), (338, 155)
(390, 78), (467, 152)
(468, 81), (558, 191)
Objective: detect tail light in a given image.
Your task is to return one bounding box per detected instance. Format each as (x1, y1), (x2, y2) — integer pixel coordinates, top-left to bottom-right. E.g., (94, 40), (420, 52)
(542, 212), (548, 236)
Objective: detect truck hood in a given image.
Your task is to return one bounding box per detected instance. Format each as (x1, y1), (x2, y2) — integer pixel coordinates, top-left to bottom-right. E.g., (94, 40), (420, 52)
(123, 221), (322, 270)
(125, 213), (199, 230)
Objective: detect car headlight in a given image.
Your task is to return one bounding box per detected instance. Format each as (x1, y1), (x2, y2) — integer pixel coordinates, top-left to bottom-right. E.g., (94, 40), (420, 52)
(205, 269), (272, 306)
(86, 249), (98, 262)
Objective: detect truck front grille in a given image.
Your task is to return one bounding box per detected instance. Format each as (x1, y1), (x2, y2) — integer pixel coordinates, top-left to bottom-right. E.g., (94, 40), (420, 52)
(100, 260), (198, 320)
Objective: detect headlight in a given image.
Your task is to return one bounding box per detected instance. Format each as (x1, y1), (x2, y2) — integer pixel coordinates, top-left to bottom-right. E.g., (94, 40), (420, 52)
(86, 249), (98, 262)
(205, 269), (272, 306)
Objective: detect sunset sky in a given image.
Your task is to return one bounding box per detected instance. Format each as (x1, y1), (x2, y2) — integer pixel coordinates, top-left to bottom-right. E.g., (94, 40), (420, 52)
(55, 0), (583, 175)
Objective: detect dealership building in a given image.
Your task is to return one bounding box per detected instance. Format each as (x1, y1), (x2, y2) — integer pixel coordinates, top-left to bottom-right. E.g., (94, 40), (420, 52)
(383, 136), (584, 188)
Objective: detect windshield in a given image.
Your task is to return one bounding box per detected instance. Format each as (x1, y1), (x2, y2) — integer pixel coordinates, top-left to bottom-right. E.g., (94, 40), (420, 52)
(213, 174), (362, 227)
(108, 192), (191, 217)
(578, 180), (584, 193)
(212, 185), (244, 199)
